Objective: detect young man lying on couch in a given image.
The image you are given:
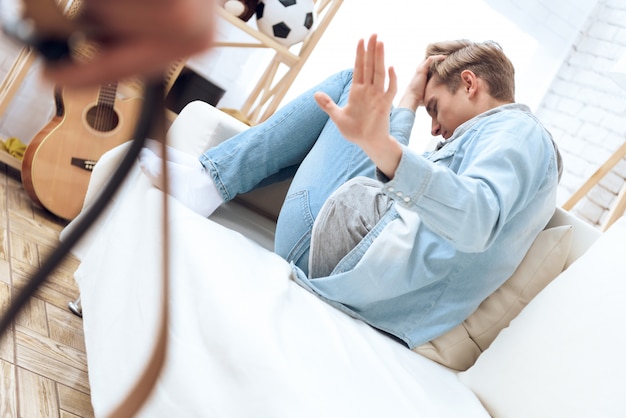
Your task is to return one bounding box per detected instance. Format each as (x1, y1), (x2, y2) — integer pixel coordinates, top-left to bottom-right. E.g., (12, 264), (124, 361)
(139, 33), (562, 349)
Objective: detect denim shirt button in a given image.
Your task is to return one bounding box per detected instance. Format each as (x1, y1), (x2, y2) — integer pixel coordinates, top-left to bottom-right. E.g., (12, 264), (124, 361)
(387, 186), (395, 193)
(403, 196), (411, 203)
(395, 191), (403, 197)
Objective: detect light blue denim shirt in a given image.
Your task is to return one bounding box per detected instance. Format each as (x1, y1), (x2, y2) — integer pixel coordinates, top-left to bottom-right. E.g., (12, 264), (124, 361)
(293, 103), (560, 348)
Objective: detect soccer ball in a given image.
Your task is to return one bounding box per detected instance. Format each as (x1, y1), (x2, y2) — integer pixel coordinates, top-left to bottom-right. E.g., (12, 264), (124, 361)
(256, 0), (315, 47)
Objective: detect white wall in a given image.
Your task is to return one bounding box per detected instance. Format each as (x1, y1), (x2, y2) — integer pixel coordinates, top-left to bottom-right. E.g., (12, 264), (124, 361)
(534, 0), (626, 226)
(482, 0), (599, 119)
(483, 0), (599, 53)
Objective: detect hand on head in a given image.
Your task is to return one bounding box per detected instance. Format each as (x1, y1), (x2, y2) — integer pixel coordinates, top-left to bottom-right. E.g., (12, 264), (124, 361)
(398, 54), (446, 111)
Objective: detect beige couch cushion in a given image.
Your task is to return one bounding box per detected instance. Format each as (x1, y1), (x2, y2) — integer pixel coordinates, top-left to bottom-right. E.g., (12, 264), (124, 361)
(414, 225), (572, 371)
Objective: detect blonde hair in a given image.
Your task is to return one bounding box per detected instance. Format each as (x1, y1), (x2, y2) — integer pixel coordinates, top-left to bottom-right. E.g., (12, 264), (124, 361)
(426, 40), (515, 102)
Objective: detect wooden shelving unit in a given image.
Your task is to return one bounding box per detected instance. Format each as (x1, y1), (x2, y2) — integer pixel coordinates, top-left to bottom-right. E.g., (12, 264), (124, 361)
(214, 0), (343, 125)
(562, 142), (626, 231)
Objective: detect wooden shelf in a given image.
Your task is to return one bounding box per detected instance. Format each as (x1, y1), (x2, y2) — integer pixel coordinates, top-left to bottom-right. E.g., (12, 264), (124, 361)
(215, 7), (299, 65)
(562, 140), (626, 231)
(0, 150), (22, 170)
(214, 0), (343, 125)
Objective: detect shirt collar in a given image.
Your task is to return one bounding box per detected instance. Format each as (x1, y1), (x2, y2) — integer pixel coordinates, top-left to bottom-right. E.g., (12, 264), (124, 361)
(435, 103), (530, 150)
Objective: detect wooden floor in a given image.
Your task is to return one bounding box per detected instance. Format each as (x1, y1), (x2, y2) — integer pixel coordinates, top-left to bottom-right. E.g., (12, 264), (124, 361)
(0, 164), (94, 417)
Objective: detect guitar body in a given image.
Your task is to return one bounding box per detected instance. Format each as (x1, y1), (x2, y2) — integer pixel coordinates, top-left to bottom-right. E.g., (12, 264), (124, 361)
(22, 84), (142, 220)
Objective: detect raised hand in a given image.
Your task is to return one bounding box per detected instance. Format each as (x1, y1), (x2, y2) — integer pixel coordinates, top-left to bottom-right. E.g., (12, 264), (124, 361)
(314, 34), (402, 179)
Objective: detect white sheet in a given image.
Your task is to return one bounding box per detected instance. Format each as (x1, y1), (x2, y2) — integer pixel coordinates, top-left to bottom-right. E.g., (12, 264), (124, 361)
(66, 144), (489, 417)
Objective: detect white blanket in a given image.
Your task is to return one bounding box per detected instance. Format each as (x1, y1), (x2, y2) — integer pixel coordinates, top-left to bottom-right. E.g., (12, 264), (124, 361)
(65, 144), (489, 417)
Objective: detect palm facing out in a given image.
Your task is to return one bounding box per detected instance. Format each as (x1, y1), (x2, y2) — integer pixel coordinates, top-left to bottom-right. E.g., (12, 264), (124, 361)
(314, 34), (402, 179)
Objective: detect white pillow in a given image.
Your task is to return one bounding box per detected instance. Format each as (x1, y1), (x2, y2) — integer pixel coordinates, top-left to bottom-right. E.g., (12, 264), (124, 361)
(459, 217), (626, 418)
(167, 101), (248, 156)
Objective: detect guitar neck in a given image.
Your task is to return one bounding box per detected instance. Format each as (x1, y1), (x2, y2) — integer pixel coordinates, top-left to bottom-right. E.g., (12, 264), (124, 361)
(98, 82), (118, 107)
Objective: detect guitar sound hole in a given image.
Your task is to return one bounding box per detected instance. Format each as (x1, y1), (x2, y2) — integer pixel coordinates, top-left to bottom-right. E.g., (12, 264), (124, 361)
(86, 105), (119, 132)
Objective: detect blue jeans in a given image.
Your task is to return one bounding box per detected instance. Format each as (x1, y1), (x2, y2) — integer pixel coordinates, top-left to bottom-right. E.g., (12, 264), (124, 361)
(200, 70), (376, 275)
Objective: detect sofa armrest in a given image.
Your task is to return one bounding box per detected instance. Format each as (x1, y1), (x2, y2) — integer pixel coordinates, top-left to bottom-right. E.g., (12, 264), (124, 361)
(168, 101), (289, 222)
(166, 101), (249, 155)
(546, 207), (601, 268)
(458, 216), (626, 418)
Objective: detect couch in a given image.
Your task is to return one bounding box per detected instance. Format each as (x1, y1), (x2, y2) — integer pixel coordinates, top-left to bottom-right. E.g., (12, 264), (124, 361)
(64, 101), (626, 417)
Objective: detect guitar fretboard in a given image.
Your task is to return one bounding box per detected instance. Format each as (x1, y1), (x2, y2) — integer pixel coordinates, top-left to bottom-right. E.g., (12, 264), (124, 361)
(98, 82), (118, 108)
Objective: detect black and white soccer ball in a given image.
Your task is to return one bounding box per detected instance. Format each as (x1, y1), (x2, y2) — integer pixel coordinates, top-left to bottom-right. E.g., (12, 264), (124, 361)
(256, 0), (315, 47)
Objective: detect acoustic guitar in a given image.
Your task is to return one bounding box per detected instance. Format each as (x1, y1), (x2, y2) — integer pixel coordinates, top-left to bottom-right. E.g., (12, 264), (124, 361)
(21, 82), (142, 220)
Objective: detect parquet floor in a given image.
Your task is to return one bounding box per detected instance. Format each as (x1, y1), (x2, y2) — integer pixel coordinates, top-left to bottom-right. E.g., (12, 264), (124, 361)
(0, 164), (94, 417)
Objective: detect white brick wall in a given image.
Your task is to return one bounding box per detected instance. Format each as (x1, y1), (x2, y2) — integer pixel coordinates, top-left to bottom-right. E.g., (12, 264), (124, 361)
(534, 0), (626, 227)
